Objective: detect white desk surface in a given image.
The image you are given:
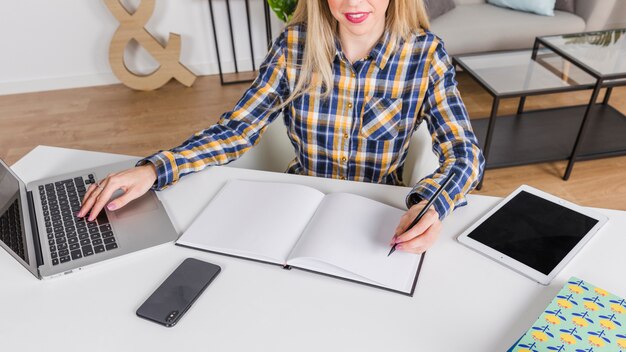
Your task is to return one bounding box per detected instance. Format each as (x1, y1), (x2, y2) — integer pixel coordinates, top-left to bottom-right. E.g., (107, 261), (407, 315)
(2, 146), (626, 352)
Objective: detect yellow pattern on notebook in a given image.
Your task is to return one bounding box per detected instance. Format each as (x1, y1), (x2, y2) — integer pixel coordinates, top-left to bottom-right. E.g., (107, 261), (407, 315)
(509, 277), (626, 352)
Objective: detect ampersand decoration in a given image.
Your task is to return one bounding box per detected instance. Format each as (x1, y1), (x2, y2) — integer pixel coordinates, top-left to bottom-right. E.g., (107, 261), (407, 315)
(104, 0), (197, 91)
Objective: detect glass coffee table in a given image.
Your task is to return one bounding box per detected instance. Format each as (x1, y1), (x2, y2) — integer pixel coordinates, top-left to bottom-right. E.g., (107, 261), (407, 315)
(454, 28), (626, 188)
(535, 29), (626, 180)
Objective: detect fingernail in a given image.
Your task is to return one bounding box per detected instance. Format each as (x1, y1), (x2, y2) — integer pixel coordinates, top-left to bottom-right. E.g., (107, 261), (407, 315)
(107, 203), (116, 211)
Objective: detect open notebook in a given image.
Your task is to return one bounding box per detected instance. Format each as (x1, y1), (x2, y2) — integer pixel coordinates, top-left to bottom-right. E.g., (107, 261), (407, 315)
(176, 179), (425, 296)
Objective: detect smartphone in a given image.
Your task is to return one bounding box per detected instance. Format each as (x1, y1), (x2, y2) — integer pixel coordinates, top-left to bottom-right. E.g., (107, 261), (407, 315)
(136, 258), (221, 327)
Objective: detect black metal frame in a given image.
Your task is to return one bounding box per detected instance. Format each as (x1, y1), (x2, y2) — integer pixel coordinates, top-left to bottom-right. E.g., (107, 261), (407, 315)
(208, 0), (273, 85)
(453, 32), (626, 189)
(454, 49), (595, 189)
(536, 29), (626, 80)
(535, 30), (626, 180)
(454, 48), (596, 98)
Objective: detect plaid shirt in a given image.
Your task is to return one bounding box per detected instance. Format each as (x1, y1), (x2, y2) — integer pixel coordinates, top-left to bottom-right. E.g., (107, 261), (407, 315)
(140, 24), (484, 218)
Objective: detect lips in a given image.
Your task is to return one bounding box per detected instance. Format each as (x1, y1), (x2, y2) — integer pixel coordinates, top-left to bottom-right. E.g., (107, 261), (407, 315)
(344, 12), (369, 24)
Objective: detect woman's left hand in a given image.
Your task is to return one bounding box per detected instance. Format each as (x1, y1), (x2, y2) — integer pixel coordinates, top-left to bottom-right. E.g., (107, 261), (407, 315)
(391, 200), (442, 254)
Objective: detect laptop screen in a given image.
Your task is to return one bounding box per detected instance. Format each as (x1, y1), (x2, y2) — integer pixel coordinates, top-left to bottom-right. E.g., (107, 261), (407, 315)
(0, 165), (29, 264)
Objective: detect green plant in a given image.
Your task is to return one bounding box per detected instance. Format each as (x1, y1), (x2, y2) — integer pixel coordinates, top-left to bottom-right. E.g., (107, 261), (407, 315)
(563, 29), (626, 47)
(267, 0), (298, 22)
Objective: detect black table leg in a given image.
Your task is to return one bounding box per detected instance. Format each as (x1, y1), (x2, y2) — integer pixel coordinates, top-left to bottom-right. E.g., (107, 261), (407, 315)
(264, 0), (272, 48)
(517, 96), (526, 115)
(603, 87), (613, 105)
(531, 39), (541, 60)
(207, 0), (225, 85)
(563, 80), (604, 180)
(207, 0), (273, 85)
(477, 97), (500, 190)
(224, 0), (238, 74)
(244, 0), (256, 71)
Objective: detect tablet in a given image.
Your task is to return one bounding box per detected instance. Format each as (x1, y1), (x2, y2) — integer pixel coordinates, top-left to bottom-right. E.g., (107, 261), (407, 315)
(457, 185), (608, 285)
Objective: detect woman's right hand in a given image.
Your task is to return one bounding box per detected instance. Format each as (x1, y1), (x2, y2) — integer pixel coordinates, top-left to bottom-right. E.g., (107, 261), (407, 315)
(78, 164), (158, 221)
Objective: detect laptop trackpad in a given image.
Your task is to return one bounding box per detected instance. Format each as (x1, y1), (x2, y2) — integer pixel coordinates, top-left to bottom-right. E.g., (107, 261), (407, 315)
(109, 192), (159, 220)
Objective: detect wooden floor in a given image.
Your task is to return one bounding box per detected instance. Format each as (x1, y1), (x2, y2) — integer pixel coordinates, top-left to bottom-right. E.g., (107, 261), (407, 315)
(1, 72), (625, 210)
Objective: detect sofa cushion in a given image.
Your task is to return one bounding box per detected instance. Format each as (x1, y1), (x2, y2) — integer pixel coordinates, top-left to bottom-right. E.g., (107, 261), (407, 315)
(487, 0), (556, 16)
(430, 4), (586, 55)
(424, 0), (456, 20)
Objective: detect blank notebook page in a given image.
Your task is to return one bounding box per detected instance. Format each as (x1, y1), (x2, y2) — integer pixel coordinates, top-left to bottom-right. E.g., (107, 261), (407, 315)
(176, 179), (325, 263)
(288, 193), (421, 291)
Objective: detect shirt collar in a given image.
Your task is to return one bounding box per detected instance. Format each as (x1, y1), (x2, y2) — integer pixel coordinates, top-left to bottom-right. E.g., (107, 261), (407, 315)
(334, 30), (395, 70)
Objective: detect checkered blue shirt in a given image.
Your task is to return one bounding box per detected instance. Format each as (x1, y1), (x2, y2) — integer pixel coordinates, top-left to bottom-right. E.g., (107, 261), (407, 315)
(140, 23), (484, 218)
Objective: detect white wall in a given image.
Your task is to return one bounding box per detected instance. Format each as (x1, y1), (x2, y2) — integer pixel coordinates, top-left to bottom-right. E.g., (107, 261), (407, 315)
(0, 0), (285, 95)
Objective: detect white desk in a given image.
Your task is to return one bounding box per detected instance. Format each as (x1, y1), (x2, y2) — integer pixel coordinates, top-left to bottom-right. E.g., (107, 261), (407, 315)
(2, 146), (626, 352)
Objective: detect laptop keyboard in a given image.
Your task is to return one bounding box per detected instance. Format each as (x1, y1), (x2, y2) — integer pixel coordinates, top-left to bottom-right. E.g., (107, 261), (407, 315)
(0, 199), (27, 262)
(39, 174), (118, 266)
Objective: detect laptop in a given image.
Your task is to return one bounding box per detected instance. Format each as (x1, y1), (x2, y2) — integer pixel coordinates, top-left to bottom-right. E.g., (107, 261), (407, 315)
(0, 157), (179, 279)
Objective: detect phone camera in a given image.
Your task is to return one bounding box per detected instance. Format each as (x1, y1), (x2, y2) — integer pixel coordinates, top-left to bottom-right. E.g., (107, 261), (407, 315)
(166, 310), (179, 322)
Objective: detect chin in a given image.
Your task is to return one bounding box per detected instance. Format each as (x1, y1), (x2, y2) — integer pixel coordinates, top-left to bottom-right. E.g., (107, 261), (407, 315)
(342, 24), (373, 36)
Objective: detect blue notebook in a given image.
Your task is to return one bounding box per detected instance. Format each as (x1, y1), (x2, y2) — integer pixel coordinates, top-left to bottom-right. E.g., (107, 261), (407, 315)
(509, 277), (626, 351)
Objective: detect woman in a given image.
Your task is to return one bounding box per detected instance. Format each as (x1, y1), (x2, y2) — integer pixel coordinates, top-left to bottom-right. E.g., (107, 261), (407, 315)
(79, 0), (484, 254)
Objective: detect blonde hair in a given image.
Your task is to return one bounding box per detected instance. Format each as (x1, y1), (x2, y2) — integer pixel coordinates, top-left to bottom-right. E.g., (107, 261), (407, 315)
(283, 0), (430, 105)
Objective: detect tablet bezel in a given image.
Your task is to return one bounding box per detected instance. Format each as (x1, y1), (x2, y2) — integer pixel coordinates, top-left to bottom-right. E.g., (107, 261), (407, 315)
(457, 185), (608, 285)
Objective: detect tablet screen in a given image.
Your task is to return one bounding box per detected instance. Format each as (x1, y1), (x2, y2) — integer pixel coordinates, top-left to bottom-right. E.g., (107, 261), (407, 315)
(467, 191), (598, 275)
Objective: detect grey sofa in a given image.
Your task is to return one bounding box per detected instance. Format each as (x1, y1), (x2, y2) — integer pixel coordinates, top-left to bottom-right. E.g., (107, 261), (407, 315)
(431, 0), (626, 55)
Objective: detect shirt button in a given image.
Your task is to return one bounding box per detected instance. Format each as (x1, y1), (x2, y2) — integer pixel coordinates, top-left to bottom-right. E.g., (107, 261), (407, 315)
(341, 156), (347, 163)
(343, 133), (349, 139)
(351, 72), (356, 77)
(340, 176), (346, 180)
(347, 102), (353, 109)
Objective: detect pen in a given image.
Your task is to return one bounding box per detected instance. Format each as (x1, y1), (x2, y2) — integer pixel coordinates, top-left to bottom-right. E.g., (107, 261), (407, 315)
(387, 172), (456, 257)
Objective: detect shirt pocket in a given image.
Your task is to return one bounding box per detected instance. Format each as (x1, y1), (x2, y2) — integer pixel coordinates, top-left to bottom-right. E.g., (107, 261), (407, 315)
(359, 96), (403, 140)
